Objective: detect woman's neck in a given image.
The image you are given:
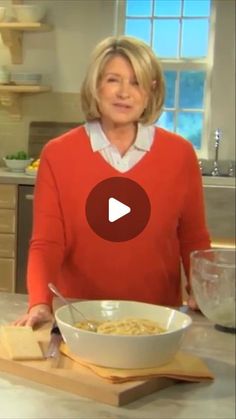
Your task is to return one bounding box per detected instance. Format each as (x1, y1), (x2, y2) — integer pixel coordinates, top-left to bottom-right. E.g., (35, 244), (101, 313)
(100, 121), (138, 156)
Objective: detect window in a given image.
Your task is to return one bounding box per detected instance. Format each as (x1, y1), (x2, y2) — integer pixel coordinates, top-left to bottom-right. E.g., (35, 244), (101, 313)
(123, 0), (212, 152)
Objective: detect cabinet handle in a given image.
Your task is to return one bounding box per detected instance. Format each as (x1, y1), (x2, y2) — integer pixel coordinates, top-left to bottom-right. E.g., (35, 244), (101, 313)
(25, 194), (34, 200)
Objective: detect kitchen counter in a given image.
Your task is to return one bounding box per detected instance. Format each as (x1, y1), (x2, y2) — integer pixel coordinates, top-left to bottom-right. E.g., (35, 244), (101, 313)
(0, 167), (235, 187)
(203, 175), (235, 187)
(0, 168), (36, 185)
(0, 293), (235, 419)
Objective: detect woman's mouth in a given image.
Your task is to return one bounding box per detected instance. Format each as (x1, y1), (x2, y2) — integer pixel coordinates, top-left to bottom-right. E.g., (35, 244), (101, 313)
(113, 103), (132, 111)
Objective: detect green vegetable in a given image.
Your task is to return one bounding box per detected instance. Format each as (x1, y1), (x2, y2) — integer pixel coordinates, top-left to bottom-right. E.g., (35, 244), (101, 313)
(5, 150), (29, 160)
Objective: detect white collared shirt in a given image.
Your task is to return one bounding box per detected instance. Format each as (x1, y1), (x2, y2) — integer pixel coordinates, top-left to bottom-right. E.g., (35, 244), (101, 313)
(85, 121), (155, 173)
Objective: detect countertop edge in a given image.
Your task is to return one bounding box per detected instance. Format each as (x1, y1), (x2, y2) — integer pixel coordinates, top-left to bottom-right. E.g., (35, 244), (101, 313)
(0, 168), (235, 187)
(0, 168), (36, 185)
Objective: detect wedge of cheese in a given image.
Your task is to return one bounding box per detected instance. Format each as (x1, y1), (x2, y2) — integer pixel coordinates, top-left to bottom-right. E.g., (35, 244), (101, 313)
(1, 326), (44, 360)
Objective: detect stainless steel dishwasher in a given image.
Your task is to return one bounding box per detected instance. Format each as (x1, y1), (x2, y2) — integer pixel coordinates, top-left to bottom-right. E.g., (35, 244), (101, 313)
(16, 185), (34, 294)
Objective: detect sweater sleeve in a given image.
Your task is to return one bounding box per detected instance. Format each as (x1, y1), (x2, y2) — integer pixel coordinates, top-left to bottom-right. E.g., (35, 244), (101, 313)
(178, 143), (211, 293)
(27, 145), (66, 309)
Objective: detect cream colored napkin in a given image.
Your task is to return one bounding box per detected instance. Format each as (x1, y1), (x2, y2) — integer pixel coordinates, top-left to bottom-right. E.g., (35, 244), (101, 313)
(60, 343), (214, 384)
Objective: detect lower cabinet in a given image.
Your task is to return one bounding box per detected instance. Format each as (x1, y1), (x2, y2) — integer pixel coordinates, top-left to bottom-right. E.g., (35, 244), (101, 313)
(204, 186), (235, 246)
(0, 258), (15, 292)
(0, 184), (17, 293)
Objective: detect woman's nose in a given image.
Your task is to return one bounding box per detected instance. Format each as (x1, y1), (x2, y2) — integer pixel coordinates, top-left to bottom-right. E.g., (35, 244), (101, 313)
(117, 80), (130, 98)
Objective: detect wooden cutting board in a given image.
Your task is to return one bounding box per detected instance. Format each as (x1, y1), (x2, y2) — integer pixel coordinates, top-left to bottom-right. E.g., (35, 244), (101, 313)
(0, 324), (175, 406)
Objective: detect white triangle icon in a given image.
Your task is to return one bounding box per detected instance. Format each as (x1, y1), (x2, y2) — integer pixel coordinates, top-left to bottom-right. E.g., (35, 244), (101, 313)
(108, 197), (131, 223)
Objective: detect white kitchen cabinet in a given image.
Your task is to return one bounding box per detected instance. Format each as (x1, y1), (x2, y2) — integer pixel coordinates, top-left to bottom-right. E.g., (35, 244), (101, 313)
(0, 184), (17, 292)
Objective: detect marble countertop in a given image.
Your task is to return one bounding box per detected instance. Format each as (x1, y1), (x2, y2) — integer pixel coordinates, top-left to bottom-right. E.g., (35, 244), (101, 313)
(0, 292), (235, 419)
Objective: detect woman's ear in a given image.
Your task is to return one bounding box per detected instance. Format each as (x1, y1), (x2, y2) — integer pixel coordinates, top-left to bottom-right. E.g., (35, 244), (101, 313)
(152, 80), (157, 90)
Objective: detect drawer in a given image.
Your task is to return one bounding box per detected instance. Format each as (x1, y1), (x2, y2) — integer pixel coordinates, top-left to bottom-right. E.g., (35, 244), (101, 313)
(0, 209), (16, 233)
(0, 234), (15, 257)
(0, 184), (17, 208)
(0, 258), (15, 293)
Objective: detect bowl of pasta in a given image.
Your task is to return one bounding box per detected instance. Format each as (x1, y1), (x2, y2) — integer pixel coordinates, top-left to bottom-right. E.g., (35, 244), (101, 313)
(55, 300), (192, 369)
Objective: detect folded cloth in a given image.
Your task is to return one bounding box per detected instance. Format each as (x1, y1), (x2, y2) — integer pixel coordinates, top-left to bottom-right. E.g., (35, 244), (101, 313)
(60, 343), (214, 384)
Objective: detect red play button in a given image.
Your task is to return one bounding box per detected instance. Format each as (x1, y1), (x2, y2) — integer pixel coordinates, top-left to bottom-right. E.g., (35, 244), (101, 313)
(85, 177), (151, 242)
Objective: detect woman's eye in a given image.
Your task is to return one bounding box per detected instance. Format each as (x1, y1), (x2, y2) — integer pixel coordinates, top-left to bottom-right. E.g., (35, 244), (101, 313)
(106, 77), (119, 83)
(131, 80), (139, 86)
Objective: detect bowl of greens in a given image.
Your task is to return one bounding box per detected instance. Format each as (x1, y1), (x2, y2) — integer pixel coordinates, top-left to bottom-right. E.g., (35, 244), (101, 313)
(3, 151), (33, 172)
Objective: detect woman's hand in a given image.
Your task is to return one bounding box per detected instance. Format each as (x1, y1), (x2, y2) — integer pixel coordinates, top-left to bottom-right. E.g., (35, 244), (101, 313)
(13, 304), (53, 328)
(187, 295), (199, 311)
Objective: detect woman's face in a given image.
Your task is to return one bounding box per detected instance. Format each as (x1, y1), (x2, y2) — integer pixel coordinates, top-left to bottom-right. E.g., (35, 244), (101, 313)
(97, 55), (149, 128)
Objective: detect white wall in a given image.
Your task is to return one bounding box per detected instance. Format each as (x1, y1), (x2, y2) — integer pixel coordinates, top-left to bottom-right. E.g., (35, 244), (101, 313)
(209, 0), (235, 160)
(0, 0), (235, 160)
(0, 0), (116, 91)
(0, 0), (117, 159)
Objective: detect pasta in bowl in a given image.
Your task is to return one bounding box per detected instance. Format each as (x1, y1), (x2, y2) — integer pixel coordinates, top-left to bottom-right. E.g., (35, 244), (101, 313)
(75, 317), (166, 335)
(55, 300), (192, 369)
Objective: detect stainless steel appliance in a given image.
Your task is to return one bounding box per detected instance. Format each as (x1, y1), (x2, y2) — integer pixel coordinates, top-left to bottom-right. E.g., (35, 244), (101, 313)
(16, 185), (34, 293)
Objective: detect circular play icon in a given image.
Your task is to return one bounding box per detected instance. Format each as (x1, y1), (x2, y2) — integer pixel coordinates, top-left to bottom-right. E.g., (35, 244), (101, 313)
(85, 177), (151, 242)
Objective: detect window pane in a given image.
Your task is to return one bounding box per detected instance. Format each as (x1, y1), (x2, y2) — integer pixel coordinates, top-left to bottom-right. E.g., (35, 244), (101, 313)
(157, 111), (175, 131)
(154, 0), (181, 16)
(164, 71), (177, 108)
(181, 19), (209, 58)
(177, 112), (203, 149)
(153, 19), (180, 58)
(183, 0), (211, 17)
(125, 19), (151, 44)
(126, 0), (152, 17)
(179, 71), (205, 108)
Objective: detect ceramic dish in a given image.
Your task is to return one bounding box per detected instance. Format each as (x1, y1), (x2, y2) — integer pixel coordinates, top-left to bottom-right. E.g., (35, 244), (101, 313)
(10, 72), (42, 86)
(25, 167), (38, 177)
(12, 5), (46, 23)
(3, 158), (33, 172)
(0, 7), (6, 22)
(55, 300), (192, 369)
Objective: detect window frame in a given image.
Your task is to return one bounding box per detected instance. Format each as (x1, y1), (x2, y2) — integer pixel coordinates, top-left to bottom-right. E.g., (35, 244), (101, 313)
(114, 0), (219, 159)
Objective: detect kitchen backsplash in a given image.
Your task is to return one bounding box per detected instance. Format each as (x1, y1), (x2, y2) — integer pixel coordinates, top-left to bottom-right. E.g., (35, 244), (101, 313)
(0, 92), (83, 163)
(28, 121), (82, 158)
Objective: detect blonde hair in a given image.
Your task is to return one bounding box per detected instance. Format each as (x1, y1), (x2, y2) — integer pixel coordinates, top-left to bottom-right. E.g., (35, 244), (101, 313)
(80, 36), (165, 125)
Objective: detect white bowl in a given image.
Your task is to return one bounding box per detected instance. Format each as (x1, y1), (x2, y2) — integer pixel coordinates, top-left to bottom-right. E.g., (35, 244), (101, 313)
(10, 72), (42, 85)
(3, 158), (33, 172)
(55, 300), (192, 369)
(0, 7), (6, 22)
(13, 5), (46, 23)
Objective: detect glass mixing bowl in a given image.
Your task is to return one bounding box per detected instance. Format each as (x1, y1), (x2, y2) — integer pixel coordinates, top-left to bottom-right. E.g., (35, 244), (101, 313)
(191, 248), (235, 330)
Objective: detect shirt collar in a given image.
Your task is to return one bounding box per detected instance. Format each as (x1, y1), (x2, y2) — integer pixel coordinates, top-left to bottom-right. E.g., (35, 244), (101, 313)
(85, 121), (155, 152)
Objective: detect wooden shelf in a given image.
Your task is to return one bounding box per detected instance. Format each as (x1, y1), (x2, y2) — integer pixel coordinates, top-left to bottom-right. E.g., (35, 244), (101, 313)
(0, 85), (51, 119)
(0, 84), (50, 93)
(0, 22), (52, 31)
(0, 22), (53, 64)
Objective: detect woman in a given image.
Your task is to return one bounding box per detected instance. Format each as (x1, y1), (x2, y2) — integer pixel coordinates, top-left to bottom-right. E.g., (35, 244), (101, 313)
(15, 36), (210, 327)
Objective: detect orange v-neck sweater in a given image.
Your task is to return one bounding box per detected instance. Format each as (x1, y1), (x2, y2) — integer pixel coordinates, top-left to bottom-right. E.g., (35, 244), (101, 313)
(27, 126), (210, 308)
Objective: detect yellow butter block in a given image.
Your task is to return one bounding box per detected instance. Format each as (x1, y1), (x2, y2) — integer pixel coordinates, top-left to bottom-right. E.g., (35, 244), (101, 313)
(1, 326), (44, 360)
